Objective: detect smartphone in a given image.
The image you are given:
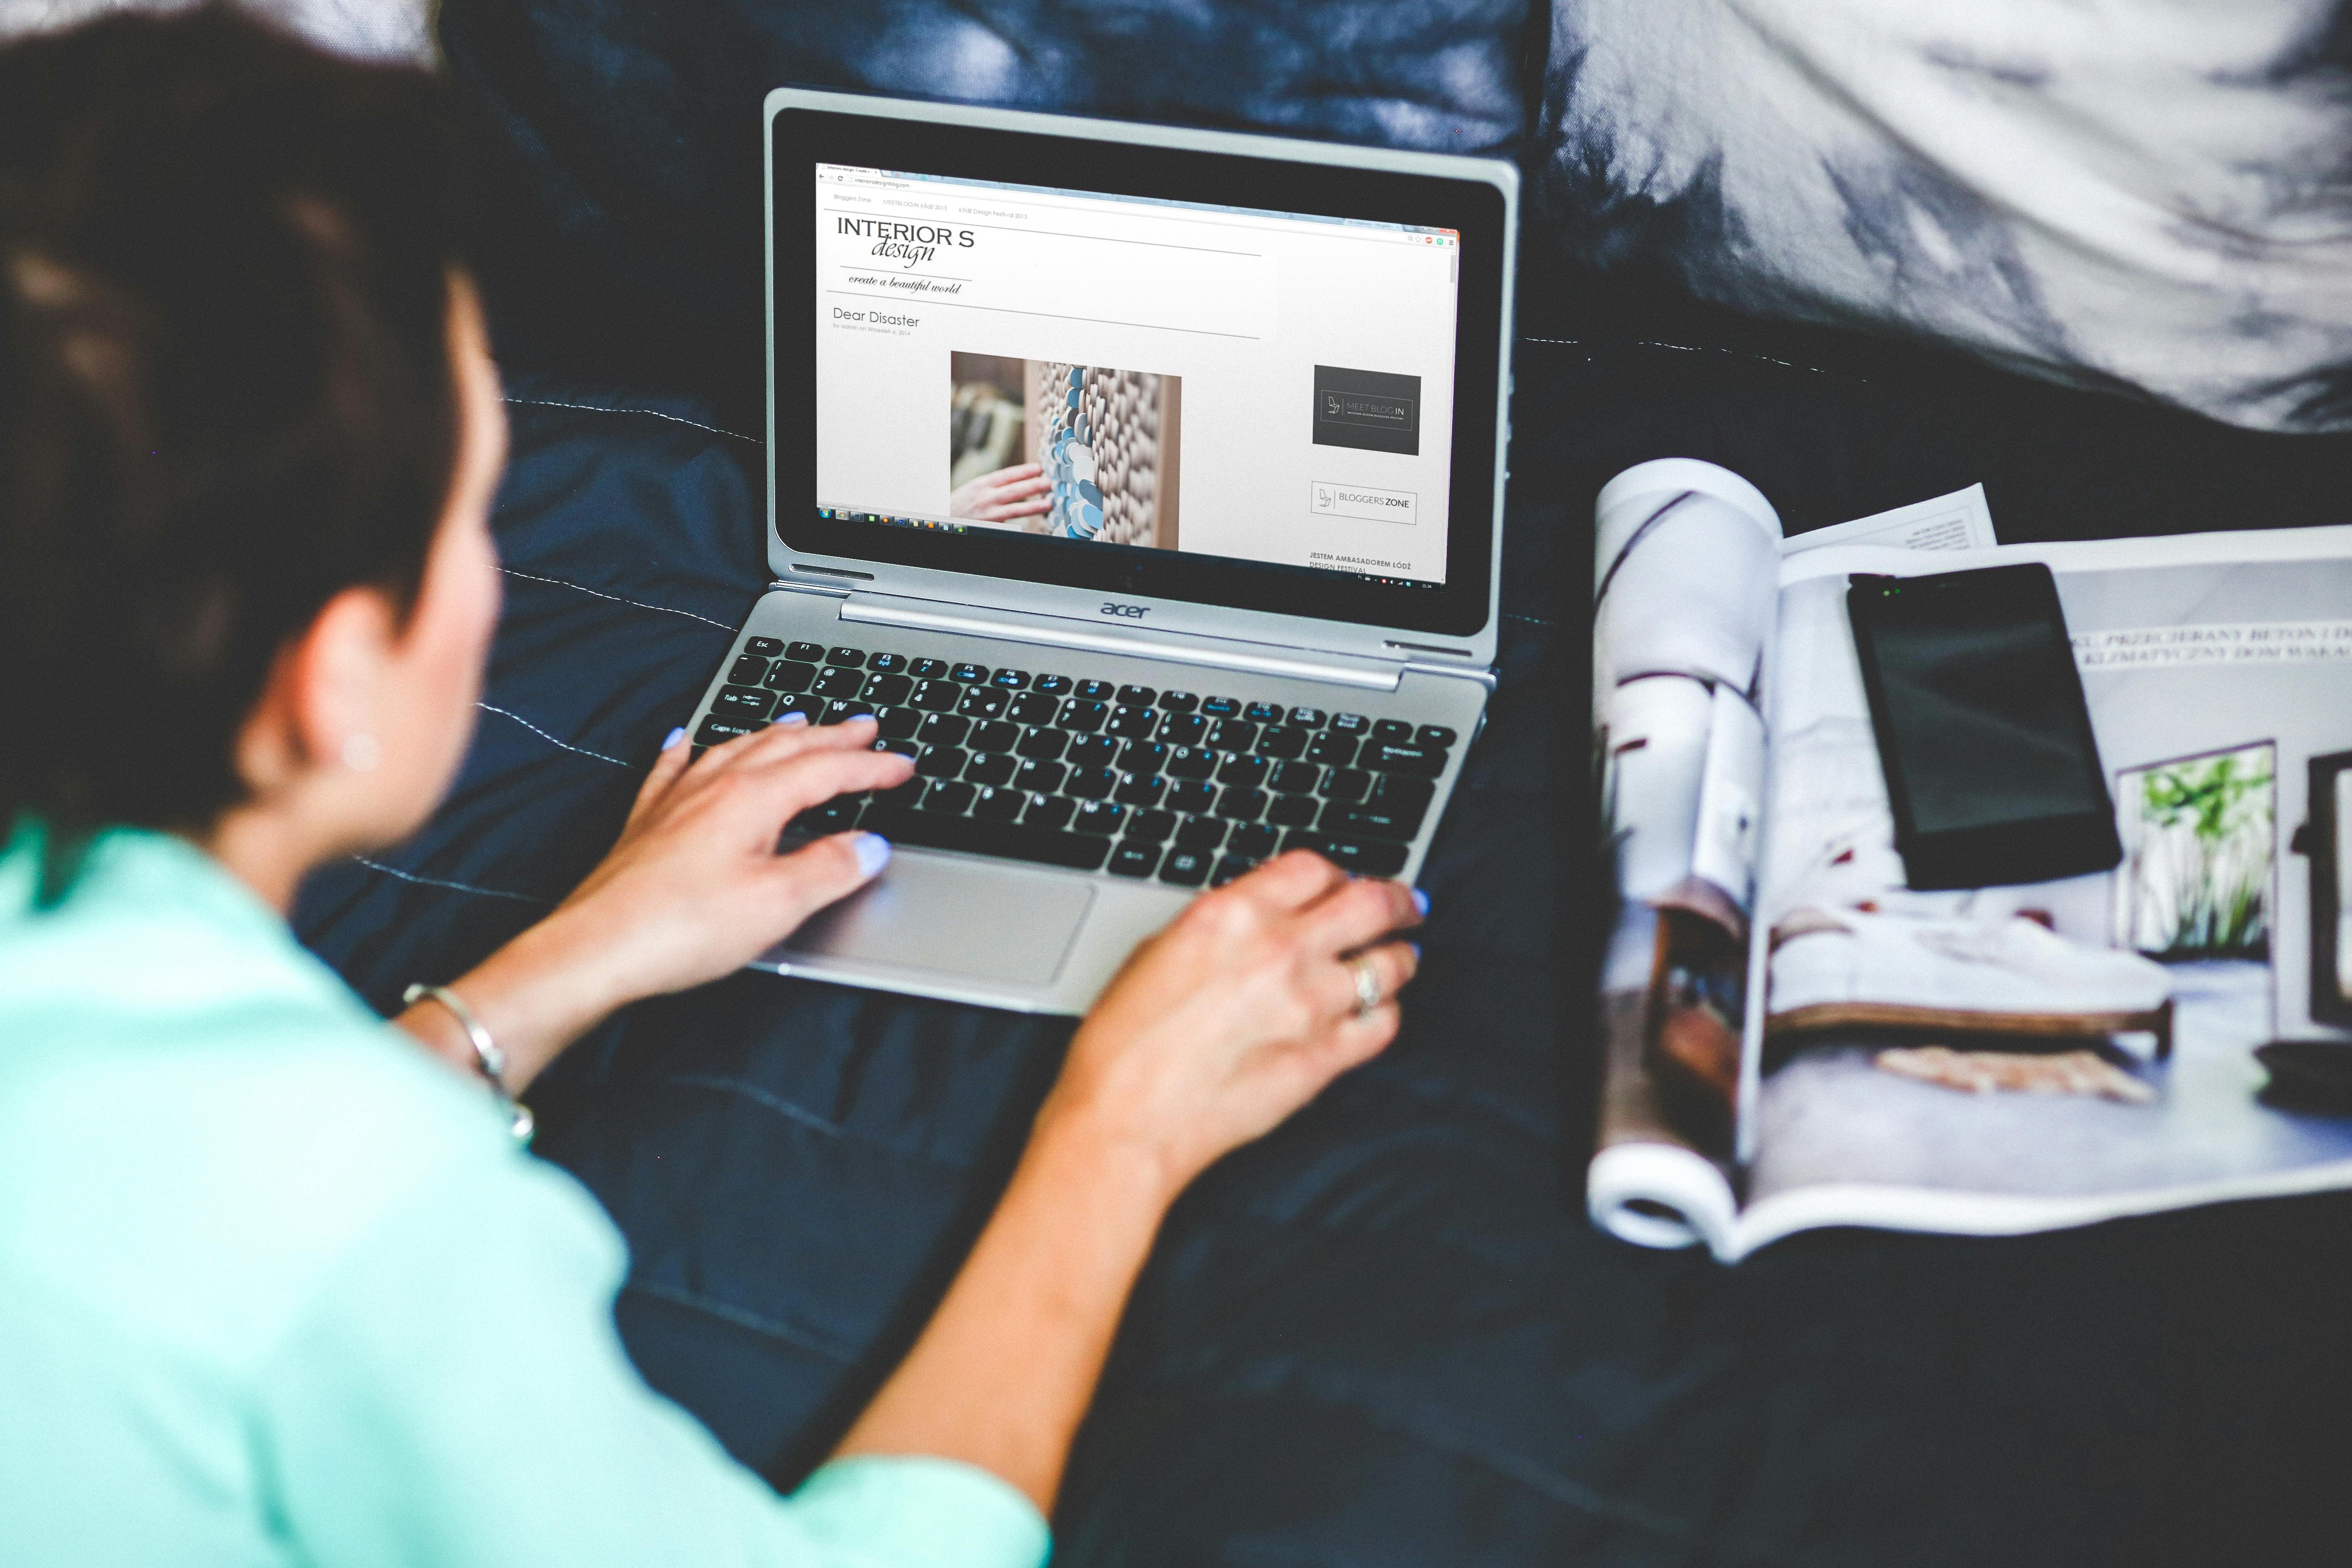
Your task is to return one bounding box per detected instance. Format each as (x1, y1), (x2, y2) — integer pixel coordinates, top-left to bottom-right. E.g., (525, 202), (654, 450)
(1847, 563), (2122, 891)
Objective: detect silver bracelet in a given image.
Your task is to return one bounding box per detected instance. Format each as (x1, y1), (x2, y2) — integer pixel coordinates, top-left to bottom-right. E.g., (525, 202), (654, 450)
(403, 982), (534, 1144)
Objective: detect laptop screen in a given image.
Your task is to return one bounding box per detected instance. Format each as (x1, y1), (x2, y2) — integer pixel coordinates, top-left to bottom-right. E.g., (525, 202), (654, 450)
(813, 163), (1459, 592)
(770, 104), (1510, 640)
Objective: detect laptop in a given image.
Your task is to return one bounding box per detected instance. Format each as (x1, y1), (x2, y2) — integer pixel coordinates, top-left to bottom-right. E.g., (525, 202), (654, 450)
(680, 86), (1518, 1014)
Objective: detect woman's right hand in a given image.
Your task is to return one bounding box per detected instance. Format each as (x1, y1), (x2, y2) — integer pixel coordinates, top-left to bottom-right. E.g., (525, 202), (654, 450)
(947, 462), (1051, 523)
(1037, 851), (1423, 1199)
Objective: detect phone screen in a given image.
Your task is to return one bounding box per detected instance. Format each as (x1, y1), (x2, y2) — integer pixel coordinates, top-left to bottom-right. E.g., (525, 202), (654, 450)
(1849, 564), (2119, 888)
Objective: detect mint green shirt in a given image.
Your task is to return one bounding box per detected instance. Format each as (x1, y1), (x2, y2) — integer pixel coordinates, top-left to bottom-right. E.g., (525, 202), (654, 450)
(0, 825), (1048, 1568)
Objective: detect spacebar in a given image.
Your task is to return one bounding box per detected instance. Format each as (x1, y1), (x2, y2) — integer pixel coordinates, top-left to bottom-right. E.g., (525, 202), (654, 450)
(860, 807), (1110, 872)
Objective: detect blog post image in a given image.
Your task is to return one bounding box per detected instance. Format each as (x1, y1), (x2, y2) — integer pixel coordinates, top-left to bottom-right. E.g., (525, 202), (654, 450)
(947, 353), (1182, 548)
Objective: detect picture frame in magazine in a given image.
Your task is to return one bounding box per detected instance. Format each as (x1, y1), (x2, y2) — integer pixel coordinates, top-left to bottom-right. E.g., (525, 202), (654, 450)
(2310, 750), (2352, 1029)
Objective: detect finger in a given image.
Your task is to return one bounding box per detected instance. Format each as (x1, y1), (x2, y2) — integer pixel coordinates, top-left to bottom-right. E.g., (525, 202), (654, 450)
(762, 827), (895, 926)
(1295, 875), (1421, 960)
(625, 724), (696, 830)
(729, 742), (913, 827)
(987, 463), (1042, 482)
(1303, 936), (1419, 1029)
(1225, 848), (1348, 914)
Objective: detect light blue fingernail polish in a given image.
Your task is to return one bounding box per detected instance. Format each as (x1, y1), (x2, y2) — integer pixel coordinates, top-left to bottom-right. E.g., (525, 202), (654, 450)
(777, 711), (810, 726)
(1409, 943), (1423, 962)
(1411, 888), (1430, 916)
(661, 726), (687, 750)
(851, 833), (893, 878)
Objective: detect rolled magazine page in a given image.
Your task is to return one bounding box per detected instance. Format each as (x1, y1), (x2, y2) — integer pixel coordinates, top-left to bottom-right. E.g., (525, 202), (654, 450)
(1588, 461), (1783, 1246)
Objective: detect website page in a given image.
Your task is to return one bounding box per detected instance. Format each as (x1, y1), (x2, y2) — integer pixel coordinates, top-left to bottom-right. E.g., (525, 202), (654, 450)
(811, 163), (1460, 588)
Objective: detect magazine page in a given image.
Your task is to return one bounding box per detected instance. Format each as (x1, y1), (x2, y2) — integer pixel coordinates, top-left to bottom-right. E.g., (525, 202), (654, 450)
(1730, 525), (2352, 1258)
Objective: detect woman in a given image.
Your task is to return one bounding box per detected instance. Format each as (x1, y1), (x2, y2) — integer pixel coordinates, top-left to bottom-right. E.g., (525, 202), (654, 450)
(0, 12), (1420, 1565)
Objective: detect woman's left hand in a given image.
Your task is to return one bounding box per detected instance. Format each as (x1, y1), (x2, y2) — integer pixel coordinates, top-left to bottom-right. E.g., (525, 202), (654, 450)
(397, 716), (912, 1090)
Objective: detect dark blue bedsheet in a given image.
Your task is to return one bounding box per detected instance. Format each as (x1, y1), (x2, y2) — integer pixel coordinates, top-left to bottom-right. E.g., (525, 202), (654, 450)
(295, 318), (2352, 1562)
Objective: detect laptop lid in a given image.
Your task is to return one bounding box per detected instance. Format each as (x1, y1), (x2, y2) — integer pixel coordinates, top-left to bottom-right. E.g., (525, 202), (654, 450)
(763, 89), (1517, 671)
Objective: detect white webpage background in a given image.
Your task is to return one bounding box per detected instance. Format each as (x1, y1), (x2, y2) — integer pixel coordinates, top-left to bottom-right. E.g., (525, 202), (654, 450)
(812, 165), (1458, 584)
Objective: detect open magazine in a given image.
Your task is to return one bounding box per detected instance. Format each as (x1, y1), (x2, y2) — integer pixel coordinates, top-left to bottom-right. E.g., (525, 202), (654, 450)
(1588, 459), (2352, 1261)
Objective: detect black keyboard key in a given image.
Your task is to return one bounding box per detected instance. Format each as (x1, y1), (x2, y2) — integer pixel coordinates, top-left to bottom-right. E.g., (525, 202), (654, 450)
(1216, 753), (1270, 788)
(696, 715), (758, 746)
(1206, 719), (1257, 752)
(1057, 699), (1108, 734)
(1014, 760), (1066, 795)
(1015, 728), (1068, 762)
(1161, 712), (1209, 747)
(774, 693), (825, 722)
(1324, 767), (1371, 804)
(1416, 724), (1459, 751)
(874, 778), (926, 810)
(950, 662), (990, 684)
(875, 735), (919, 760)
(916, 745), (967, 778)
(1243, 701), (1282, 724)
(1175, 815), (1227, 851)
(1316, 836), (1409, 876)
(1158, 691), (1200, 714)
(957, 689), (1008, 720)
(1117, 739), (1168, 773)
(1008, 691), (1060, 725)
(1257, 725), (1308, 761)
(1321, 803), (1424, 842)
(968, 720), (1019, 753)
(867, 652), (905, 674)
(826, 646), (865, 666)
(1216, 787), (1268, 822)
(728, 653), (769, 685)
(1211, 854), (1258, 887)
(921, 780), (975, 814)
(790, 798), (862, 835)
(1363, 742), (1444, 778)
(1113, 772), (1166, 807)
(1166, 779), (1216, 815)
(1227, 823), (1280, 858)
(764, 660), (817, 692)
(970, 784), (1023, 822)
(910, 657), (948, 679)
(1307, 732), (1357, 768)
(1269, 760), (1322, 794)
(965, 753), (1018, 787)
(1117, 684), (1157, 705)
(1106, 704), (1159, 740)
(1372, 718), (1415, 744)
(1158, 847), (1213, 887)
(785, 640), (824, 662)
(1023, 794), (1075, 830)
(875, 706), (923, 741)
(1071, 799), (1127, 835)
(991, 668), (1031, 690)
(1066, 766), (1117, 800)
(909, 680), (959, 712)
(918, 713), (970, 746)
(1108, 841), (1162, 878)
(1330, 712), (1370, 736)
(1266, 793), (1320, 828)
(1034, 674), (1072, 696)
(865, 673), (913, 706)
(745, 637), (785, 658)
(710, 686), (775, 721)
(1201, 695), (1241, 718)
(1126, 809), (1177, 843)
(812, 667), (865, 699)
(855, 808), (1112, 873)
(1066, 735), (1119, 769)
(1166, 746), (1217, 781)
(823, 698), (875, 725)
(1075, 679), (1114, 701)
(1288, 706), (1327, 728)
(1369, 774), (1436, 816)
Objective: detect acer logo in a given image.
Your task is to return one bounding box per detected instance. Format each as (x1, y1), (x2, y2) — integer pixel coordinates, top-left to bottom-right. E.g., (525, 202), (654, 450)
(1099, 601), (1148, 619)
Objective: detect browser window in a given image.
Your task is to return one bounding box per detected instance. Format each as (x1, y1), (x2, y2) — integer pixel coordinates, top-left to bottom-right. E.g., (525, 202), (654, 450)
(812, 163), (1460, 589)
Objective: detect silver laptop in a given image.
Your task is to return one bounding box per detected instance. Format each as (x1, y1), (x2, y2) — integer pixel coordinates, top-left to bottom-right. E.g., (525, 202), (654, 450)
(680, 87), (1518, 1014)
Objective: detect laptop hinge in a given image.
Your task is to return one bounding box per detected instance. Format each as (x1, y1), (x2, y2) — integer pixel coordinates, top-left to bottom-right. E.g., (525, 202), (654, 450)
(833, 592), (1407, 692)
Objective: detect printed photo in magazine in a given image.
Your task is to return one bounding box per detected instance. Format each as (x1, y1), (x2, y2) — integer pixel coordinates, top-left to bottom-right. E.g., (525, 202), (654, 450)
(1585, 459), (2352, 1261)
(946, 352), (1181, 547)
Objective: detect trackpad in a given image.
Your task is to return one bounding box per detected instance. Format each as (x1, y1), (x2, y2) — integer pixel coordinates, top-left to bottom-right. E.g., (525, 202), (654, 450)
(778, 853), (1095, 986)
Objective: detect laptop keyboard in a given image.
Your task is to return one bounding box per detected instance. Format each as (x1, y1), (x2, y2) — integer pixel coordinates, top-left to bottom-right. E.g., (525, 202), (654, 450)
(695, 637), (1458, 887)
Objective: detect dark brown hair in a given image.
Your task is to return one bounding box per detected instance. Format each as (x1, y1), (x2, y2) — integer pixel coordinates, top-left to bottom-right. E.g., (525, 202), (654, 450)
(0, 5), (475, 901)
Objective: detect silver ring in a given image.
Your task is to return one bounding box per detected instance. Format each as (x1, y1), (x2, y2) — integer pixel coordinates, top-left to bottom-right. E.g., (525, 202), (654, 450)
(1350, 955), (1382, 1019)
